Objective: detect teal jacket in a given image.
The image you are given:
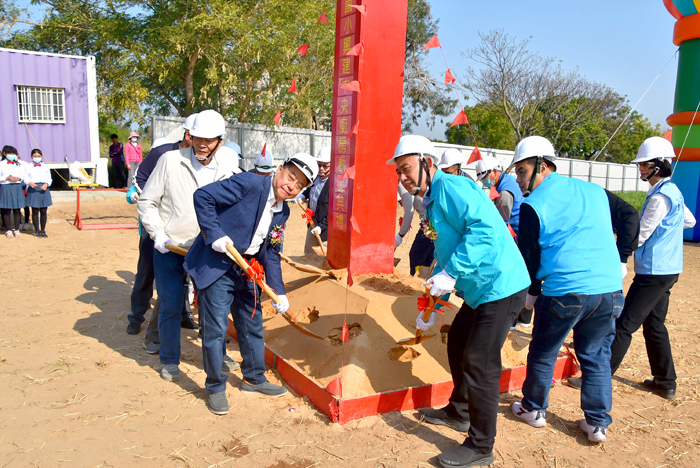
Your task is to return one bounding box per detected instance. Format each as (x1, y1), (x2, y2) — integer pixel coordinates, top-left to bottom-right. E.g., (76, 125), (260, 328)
(427, 170), (530, 309)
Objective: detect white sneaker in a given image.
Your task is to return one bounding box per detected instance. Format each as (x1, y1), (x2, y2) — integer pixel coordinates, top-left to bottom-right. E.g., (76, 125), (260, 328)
(512, 401), (547, 427)
(580, 418), (607, 443)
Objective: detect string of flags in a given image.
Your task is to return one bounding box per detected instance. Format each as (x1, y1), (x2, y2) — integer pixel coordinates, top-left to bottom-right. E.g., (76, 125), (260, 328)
(419, 0), (483, 165)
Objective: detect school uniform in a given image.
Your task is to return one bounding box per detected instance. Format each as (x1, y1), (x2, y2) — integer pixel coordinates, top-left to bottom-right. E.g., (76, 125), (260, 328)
(610, 178), (696, 392)
(25, 162), (53, 208)
(0, 159), (27, 209)
(184, 172), (289, 395)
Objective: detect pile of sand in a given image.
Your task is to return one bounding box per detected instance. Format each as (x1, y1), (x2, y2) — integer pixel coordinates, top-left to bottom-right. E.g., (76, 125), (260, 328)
(359, 272), (426, 296)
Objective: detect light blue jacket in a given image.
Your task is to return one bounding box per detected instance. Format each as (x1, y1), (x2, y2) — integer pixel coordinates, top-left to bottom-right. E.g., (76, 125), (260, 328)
(635, 179), (685, 275)
(426, 170), (530, 308)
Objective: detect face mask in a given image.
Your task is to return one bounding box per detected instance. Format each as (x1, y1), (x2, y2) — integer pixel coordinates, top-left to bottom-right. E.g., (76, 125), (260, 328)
(6, 154), (17, 162)
(130, 137), (138, 142)
(32, 157), (42, 164)
(482, 177), (493, 188)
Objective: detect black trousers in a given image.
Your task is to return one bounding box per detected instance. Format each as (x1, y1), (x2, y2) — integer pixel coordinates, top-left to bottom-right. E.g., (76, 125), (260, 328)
(128, 228), (155, 326)
(408, 229), (435, 274)
(610, 273), (679, 390)
(446, 288), (527, 451)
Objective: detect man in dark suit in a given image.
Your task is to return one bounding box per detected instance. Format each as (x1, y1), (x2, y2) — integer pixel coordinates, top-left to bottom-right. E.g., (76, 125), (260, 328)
(185, 153), (318, 415)
(300, 147), (330, 255)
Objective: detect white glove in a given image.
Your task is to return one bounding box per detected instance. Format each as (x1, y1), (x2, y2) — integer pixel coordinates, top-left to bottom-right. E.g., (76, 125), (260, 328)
(311, 226), (321, 235)
(154, 233), (172, 254)
(212, 236), (233, 254)
(525, 293), (538, 310)
(128, 192), (138, 203)
(416, 310), (437, 331)
(394, 233), (403, 248)
(272, 294), (289, 315)
(423, 270), (456, 297)
(621, 262), (628, 279)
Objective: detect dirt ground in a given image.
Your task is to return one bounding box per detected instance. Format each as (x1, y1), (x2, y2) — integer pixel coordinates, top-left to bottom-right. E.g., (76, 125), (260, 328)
(2, 194), (700, 468)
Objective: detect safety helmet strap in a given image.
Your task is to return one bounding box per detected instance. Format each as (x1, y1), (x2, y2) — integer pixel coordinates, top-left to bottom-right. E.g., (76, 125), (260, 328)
(524, 156), (542, 197)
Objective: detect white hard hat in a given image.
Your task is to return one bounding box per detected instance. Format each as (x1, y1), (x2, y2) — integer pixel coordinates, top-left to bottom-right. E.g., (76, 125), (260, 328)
(386, 135), (439, 165)
(632, 136), (675, 164)
(224, 141), (241, 156)
(475, 156), (503, 181)
(254, 148), (276, 173)
(190, 110), (226, 139)
(151, 138), (171, 149)
(507, 136), (557, 172)
(438, 148), (464, 170)
(316, 146), (331, 163)
(183, 113), (199, 132)
(286, 153), (319, 186)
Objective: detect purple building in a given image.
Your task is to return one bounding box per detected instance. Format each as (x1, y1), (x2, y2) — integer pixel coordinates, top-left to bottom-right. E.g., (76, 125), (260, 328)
(0, 48), (101, 181)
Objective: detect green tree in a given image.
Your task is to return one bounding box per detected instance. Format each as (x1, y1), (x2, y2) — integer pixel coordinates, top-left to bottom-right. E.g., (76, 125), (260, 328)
(444, 103), (514, 150)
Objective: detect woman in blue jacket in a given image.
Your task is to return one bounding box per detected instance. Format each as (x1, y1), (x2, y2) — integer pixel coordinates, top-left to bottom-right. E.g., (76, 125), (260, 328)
(609, 137), (696, 400)
(388, 135), (530, 468)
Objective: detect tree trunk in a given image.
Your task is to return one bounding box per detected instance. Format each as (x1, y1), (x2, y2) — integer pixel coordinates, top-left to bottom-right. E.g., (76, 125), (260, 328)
(184, 45), (201, 115)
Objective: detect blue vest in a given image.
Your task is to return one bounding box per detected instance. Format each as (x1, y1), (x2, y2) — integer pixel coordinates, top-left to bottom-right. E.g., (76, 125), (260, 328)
(524, 173), (622, 296)
(496, 172), (523, 235)
(634, 179), (685, 275)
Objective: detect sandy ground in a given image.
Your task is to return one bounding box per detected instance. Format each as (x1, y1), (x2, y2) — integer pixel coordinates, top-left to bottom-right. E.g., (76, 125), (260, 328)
(1, 194), (700, 467)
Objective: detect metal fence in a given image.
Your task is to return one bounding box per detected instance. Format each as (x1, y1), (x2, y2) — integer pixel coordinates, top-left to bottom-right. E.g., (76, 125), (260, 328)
(153, 116), (646, 192)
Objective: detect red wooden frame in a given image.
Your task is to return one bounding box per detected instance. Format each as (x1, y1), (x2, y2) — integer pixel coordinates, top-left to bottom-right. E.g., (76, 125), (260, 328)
(73, 188), (138, 230)
(227, 319), (578, 425)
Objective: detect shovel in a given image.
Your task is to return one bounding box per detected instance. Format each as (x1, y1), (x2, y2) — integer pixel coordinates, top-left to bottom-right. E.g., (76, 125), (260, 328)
(225, 244), (324, 340)
(165, 243), (189, 256)
(295, 199), (326, 255)
(397, 288), (439, 346)
(279, 252), (342, 281)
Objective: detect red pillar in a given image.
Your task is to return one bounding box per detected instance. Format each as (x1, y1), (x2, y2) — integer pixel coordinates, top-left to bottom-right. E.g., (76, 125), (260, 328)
(327, 0), (408, 274)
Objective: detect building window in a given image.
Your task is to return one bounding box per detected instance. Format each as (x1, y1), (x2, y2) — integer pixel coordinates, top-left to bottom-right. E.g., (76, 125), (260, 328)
(16, 86), (65, 123)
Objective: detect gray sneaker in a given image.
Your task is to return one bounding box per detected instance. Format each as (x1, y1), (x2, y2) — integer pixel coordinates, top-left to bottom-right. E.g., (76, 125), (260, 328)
(143, 340), (160, 354)
(241, 380), (287, 397)
(222, 355), (240, 372)
(207, 392), (229, 415)
(161, 364), (182, 381)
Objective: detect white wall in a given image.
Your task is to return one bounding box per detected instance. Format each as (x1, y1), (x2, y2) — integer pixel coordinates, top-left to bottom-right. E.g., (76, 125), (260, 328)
(153, 116), (646, 192)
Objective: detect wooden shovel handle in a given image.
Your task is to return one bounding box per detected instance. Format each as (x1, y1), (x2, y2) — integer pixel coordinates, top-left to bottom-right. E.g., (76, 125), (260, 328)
(313, 231), (326, 255)
(165, 243), (189, 256)
(420, 287), (439, 322)
(295, 198), (316, 229)
(225, 244), (280, 304)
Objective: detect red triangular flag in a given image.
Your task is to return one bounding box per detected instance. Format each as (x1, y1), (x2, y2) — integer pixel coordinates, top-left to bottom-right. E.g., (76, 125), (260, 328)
(341, 322), (350, 342)
(489, 185), (500, 201)
(450, 110), (469, 127)
(287, 79), (297, 93)
(350, 4), (366, 16)
(326, 376), (342, 397)
(423, 34), (440, 50)
(273, 110), (281, 126)
(261, 143), (267, 157)
(345, 41), (364, 56)
(347, 264), (354, 286)
(467, 146), (483, 164)
(297, 43), (310, 56)
(350, 215), (361, 233)
(348, 120), (359, 137)
(341, 165), (355, 180)
(445, 69), (455, 85)
(340, 80), (361, 93)
(318, 10), (328, 24)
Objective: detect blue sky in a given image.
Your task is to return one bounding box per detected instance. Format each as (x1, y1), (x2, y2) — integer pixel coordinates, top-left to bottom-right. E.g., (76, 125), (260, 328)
(415, 0), (679, 140)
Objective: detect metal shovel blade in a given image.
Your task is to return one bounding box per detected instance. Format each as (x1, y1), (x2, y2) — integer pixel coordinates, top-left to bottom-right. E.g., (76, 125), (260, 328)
(397, 332), (437, 346)
(280, 313), (324, 340)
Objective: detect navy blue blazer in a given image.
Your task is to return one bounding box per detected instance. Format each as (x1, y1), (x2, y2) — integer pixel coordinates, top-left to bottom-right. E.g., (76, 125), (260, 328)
(184, 172), (289, 293)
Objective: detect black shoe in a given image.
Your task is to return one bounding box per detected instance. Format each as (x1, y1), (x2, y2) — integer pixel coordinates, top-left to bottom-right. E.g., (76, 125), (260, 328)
(642, 379), (676, 400)
(438, 445), (494, 468)
(420, 406), (471, 432)
(180, 314), (198, 329)
(41, 231), (48, 238)
(565, 377), (582, 390)
(126, 322), (141, 335)
(34, 231), (42, 238)
(241, 380), (287, 397)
